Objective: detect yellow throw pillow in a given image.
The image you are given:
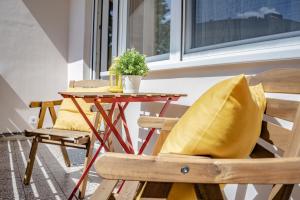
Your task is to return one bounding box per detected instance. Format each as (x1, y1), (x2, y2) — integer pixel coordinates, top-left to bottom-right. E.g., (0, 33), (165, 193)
(53, 86), (109, 132)
(160, 75), (266, 200)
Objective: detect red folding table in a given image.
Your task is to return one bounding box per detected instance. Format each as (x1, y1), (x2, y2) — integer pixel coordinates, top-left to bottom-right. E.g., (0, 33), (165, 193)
(59, 92), (187, 199)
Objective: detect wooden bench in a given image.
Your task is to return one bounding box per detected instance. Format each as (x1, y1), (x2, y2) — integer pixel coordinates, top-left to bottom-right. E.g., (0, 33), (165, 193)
(92, 68), (300, 200)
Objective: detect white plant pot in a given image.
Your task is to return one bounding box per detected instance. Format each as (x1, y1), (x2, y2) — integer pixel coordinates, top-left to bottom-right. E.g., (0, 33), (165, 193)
(122, 75), (142, 93)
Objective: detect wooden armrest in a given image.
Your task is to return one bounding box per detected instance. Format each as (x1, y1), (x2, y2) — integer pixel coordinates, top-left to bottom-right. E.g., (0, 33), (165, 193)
(95, 153), (300, 184)
(138, 116), (179, 131)
(30, 100), (62, 108)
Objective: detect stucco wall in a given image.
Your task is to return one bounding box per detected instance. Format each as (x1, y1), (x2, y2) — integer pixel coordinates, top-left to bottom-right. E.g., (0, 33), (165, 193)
(0, 0), (70, 133)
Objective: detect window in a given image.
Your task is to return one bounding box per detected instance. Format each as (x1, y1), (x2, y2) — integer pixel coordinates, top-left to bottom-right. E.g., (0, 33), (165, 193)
(127, 0), (171, 58)
(185, 0), (300, 53)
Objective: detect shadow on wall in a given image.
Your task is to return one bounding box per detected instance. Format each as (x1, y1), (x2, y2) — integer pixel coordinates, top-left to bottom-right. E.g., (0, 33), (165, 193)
(22, 0), (70, 62)
(0, 75), (29, 133)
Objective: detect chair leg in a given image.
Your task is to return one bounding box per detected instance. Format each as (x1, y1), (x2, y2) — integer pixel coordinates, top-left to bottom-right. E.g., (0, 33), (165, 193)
(23, 137), (39, 185)
(60, 145), (71, 167)
(78, 142), (94, 199)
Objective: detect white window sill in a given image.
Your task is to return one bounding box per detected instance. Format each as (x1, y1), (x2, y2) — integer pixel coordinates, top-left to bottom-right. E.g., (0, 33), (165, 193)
(148, 36), (300, 71)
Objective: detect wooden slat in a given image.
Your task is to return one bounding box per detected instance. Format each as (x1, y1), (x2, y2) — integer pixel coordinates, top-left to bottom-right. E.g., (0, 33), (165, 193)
(138, 116), (179, 131)
(284, 106), (300, 157)
(248, 68), (300, 94)
(25, 128), (89, 140)
(39, 138), (87, 149)
(70, 80), (109, 88)
(115, 181), (141, 200)
(268, 107), (300, 200)
(265, 98), (299, 122)
(260, 121), (292, 151)
(29, 100), (62, 108)
(59, 91), (187, 98)
(95, 153), (300, 184)
(90, 180), (118, 200)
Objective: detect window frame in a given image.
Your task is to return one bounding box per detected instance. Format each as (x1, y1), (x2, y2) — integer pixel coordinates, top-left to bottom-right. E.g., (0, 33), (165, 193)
(99, 0), (300, 75)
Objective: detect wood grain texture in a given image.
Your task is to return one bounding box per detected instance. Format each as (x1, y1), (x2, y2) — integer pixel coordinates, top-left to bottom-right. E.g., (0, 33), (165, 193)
(95, 153), (300, 184)
(269, 106), (300, 199)
(29, 100), (62, 108)
(260, 121), (292, 151)
(115, 181), (141, 200)
(285, 106), (300, 157)
(37, 103), (47, 129)
(25, 128), (90, 141)
(138, 116), (179, 131)
(23, 137), (39, 185)
(90, 180), (118, 200)
(265, 98), (299, 122)
(248, 68), (300, 94)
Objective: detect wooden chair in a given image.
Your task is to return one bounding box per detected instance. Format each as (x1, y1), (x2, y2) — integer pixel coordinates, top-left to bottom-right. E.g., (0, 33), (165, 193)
(91, 68), (300, 200)
(23, 80), (112, 199)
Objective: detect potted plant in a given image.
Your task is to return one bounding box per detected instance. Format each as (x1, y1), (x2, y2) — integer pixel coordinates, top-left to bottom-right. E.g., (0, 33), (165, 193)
(117, 49), (149, 93)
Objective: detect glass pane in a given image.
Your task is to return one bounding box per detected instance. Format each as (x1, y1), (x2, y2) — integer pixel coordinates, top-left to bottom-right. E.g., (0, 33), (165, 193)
(185, 0), (300, 52)
(127, 0), (171, 57)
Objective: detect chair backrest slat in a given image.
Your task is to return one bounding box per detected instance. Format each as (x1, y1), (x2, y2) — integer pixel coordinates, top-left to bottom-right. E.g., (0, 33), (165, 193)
(248, 68), (300, 94)
(265, 98), (299, 122)
(246, 68), (300, 159)
(259, 121), (292, 152)
(69, 80), (109, 88)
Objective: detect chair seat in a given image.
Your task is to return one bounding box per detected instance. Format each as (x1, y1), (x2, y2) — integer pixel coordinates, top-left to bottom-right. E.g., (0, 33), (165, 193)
(25, 128), (90, 144)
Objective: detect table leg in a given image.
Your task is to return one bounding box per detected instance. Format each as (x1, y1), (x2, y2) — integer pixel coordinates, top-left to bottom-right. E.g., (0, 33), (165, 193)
(68, 102), (132, 199)
(70, 97), (109, 151)
(95, 102), (133, 154)
(118, 103), (134, 152)
(68, 102), (119, 199)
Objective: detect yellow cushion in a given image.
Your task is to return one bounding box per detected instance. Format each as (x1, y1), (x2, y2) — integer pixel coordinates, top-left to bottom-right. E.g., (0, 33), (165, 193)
(160, 75), (266, 199)
(53, 86), (109, 132)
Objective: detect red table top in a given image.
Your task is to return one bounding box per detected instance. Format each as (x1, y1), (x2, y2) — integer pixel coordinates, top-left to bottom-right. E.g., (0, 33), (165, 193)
(59, 92), (187, 103)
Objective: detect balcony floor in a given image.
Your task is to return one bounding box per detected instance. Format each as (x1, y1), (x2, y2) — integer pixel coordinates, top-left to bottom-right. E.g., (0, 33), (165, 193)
(0, 134), (101, 200)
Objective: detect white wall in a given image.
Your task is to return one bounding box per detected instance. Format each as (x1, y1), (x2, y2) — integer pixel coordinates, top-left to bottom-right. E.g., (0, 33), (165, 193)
(68, 0), (86, 82)
(0, 0), (70, 133)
